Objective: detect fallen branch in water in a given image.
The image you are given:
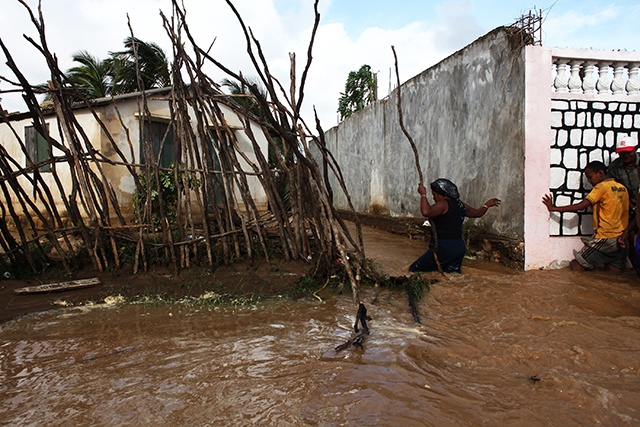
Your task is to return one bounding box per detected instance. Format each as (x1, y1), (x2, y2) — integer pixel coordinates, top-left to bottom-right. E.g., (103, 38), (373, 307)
(334, 330), (367, 352)
(373, 275), (435, 323)
(335, 303), (371, 351)
(406, 283), (421, 324)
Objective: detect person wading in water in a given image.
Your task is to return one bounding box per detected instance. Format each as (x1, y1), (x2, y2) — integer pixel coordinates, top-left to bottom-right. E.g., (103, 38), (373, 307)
(409, 178), (500, 273)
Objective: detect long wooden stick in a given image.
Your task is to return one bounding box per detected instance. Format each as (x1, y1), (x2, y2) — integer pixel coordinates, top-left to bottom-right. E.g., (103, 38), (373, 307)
(392, 46), (423, 186)
(392, 45), (444, 276)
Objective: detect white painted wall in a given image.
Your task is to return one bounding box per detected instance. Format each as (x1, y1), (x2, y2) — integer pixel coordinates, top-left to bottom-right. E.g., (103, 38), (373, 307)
(0, 91), (270, 222)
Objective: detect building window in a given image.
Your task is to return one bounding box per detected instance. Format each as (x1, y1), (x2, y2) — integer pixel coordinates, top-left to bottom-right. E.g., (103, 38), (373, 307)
(141, 121), (175, 168)
(25, 124), (51, 172)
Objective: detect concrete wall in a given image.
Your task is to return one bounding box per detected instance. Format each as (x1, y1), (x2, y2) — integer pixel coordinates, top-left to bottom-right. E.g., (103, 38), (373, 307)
(322, 30), (640, 270)
(523, 45), (556, 269)
(323, 27), (527, 240)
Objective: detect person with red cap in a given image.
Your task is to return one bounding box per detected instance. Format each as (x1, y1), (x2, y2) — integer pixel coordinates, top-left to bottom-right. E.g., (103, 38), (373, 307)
(609, 136), (639, 202)
(608, 135), (639, 267)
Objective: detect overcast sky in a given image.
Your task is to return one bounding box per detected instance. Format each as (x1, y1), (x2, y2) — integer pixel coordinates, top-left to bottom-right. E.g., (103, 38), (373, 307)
(1, 0), (639, 127)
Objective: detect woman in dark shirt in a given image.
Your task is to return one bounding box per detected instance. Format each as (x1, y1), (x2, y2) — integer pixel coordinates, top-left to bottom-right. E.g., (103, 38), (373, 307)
(409, 178), (500, 273)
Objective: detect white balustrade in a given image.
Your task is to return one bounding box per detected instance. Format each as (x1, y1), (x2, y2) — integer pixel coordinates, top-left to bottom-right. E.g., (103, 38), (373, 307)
(611, 62), (627, 95)
(581, 61), (597, 94)
(596, 63), (611, 94)
(626, 62), (640, 94)
(552, 54), (640, 96)
(568, 60), (583, 93)
(553, 61), (569, 93)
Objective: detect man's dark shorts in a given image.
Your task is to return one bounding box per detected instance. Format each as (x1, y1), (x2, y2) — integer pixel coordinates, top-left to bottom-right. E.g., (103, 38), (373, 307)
(575, 236), (626, 270)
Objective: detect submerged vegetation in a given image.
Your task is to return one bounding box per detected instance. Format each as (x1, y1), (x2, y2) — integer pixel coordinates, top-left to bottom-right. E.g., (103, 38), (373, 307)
(43, 261), (436, 323)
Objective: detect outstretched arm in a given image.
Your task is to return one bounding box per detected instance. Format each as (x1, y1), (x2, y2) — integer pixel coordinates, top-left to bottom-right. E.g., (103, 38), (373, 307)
(542, 194), (592, 212)
(465, 198), (501, 218)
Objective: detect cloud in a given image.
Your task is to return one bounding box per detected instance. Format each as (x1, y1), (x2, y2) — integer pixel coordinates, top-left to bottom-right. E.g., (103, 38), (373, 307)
(433, 1), (484, 52)
(7, 0), (635, 129)
(0, 1), (173, 107)
(542, 5), (620, 47)
(301, 3), (485, 127)
(0, 0), (487, 127)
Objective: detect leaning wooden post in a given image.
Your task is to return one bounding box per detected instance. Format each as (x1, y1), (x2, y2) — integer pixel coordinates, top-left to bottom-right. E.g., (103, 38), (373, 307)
(391, 46), (423, 185)
(391, 46), (444, 276)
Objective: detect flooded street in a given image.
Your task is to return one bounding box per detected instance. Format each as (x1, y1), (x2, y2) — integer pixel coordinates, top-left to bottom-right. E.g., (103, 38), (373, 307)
(2, 263), (640, 426)
(2, 225), (640, 426)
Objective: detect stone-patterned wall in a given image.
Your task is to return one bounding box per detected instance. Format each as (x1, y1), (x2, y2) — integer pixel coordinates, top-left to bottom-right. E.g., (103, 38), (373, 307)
(549, 99), (640, 236)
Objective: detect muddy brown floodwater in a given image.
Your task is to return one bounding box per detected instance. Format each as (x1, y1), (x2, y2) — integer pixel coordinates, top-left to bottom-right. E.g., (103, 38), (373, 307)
(1, 225), (640, 426)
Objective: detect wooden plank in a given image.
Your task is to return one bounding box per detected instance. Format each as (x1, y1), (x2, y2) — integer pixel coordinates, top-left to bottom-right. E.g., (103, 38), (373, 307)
(14, 278), (101, 295)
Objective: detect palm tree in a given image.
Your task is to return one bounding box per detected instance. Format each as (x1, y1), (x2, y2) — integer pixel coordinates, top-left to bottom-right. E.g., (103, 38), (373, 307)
(220, 76), (267, 117)
(39, 38), (169, 108)
(109, 37), (170, 94)
(67, 50), (112, 99)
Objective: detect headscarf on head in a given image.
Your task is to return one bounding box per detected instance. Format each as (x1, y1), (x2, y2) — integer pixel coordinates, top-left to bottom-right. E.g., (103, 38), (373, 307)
(430, 178), (466, 214)
(430, 179), (459, 200)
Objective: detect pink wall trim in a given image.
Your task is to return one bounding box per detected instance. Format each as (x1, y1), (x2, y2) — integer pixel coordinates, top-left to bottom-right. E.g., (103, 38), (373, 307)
(524, 46), (583, 269)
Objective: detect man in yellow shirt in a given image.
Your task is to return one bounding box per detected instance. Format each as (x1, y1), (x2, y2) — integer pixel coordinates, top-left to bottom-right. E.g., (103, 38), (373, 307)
(542, 160), (629, 271)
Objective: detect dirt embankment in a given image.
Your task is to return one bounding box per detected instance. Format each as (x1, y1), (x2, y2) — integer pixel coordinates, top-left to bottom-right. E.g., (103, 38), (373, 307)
(0, 259), (316, 324)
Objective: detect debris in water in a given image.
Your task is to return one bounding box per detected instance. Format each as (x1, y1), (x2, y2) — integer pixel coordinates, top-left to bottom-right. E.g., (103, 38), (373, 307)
(335, 303), (371, 352)
(406, 283), (421, 324)
(313, 279), (329, 302)
(14, 277), (101, 295)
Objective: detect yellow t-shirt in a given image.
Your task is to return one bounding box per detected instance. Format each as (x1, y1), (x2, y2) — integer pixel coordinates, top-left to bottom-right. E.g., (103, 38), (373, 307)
(586, 179), (629, 238)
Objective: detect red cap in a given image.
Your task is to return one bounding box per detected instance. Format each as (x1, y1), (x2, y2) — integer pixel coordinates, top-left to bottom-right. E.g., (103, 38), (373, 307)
(616, 137), (638, 153)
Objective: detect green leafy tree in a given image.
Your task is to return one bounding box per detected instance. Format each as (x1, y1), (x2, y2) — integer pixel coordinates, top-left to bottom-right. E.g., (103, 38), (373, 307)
(337, 64), (376, 121)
